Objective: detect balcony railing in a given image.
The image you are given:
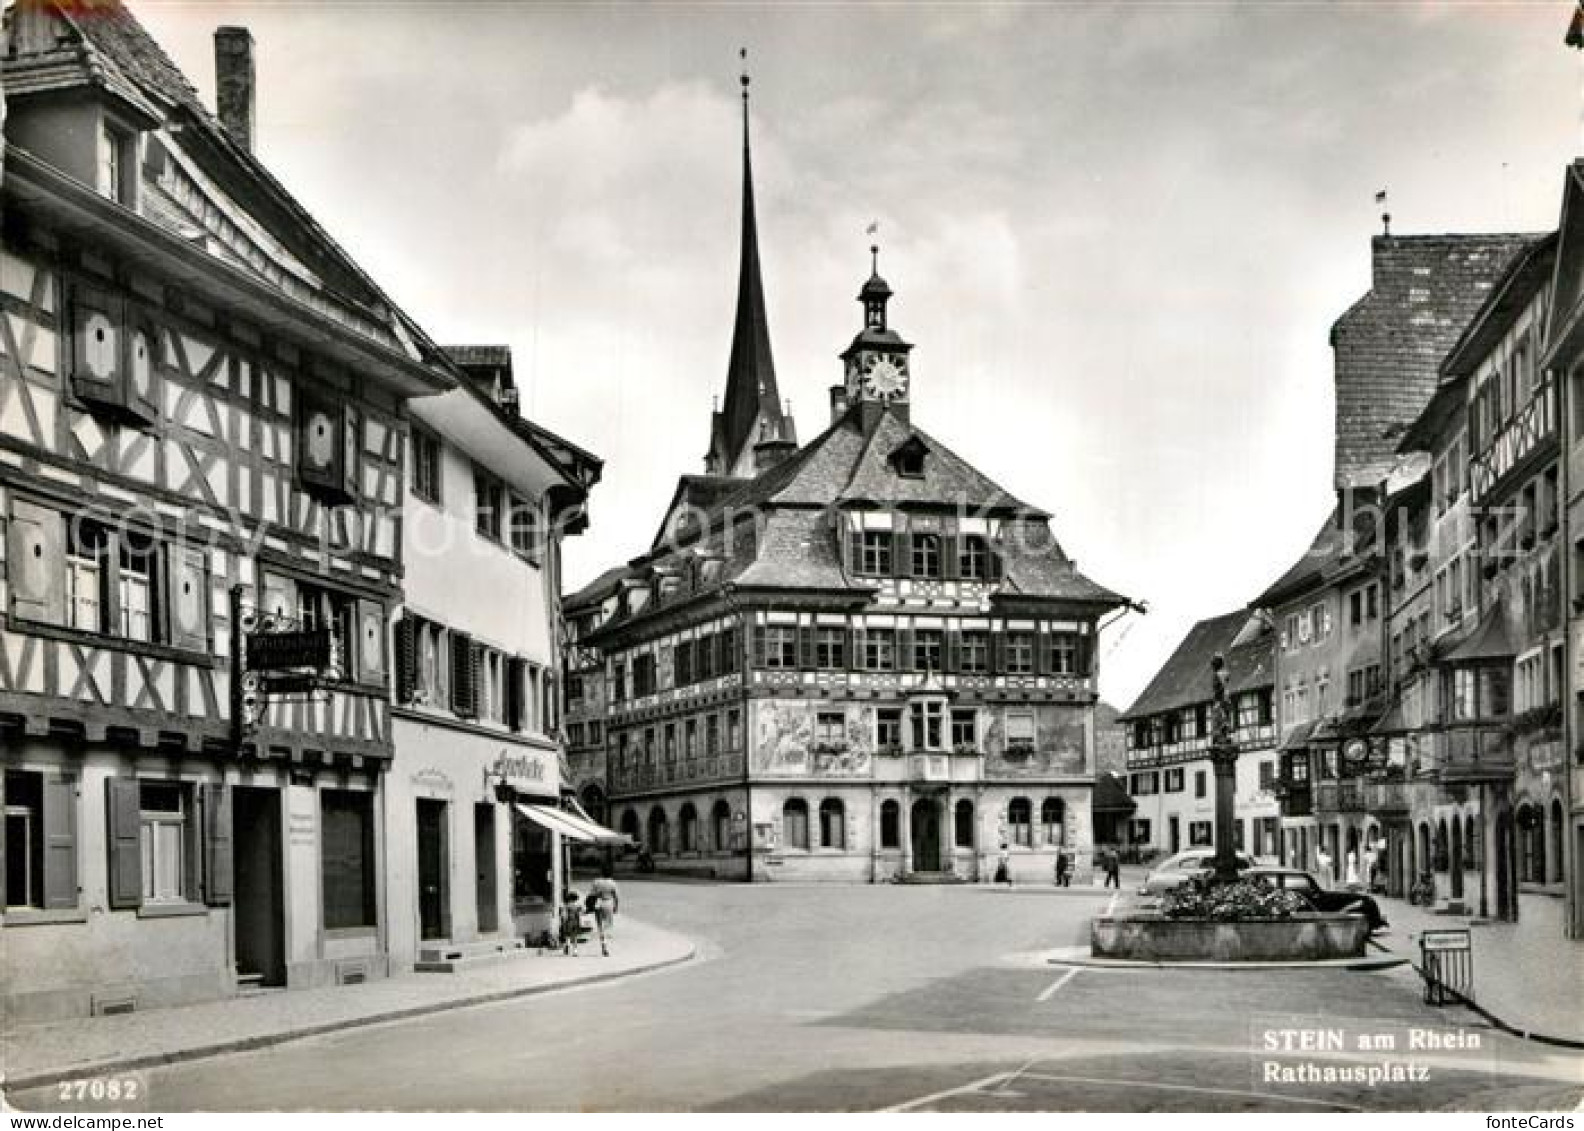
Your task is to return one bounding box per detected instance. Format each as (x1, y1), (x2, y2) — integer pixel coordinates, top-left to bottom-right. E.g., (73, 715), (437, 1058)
(1365, 779), (1409, 813)
(1471, 379), (1556, 501)
(1313, 779), (1366, 814)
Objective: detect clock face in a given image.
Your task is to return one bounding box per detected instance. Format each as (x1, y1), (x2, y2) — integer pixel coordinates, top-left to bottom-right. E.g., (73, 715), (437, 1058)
(863, 355), (908, 401)
(305, 411), (336, 468)
(1343, 738), (1369, 765)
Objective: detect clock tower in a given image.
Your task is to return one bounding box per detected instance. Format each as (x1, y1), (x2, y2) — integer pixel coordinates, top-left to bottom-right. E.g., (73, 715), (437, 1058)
(837, 246), (913, 430)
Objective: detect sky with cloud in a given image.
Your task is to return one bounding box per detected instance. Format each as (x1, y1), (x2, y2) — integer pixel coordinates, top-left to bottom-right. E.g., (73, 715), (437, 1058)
(131, 0), (1582, 707)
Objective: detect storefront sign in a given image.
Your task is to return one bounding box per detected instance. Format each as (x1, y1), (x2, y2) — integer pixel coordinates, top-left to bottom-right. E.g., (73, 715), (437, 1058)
(489, 750), (548, 792)
(247, 628), (332, 672)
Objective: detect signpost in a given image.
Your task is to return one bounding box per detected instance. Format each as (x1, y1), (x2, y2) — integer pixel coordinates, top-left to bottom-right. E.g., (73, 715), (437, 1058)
(1419, 928), (1473, 1005)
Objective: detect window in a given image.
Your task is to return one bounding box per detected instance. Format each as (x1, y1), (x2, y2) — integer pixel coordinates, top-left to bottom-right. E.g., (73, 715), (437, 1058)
(913, 629), (943, 672)
(783, 799), (810, 850)
(631, 654), (656, 697)
(474, 467), (503, 541)
(960, 536), (989, 580)
(705, 714), (721, 756)
(712, 800), (731, 852)
(1258, 761), (1276, 791)
(727, 709), (742, 750)
(960, 632), (990, 673)
(97, 121), (134, 205)
(322, 790), (376, 929)
(4, 771), (46, 909)
(950, 708), (977, 751)
(611, 661), (626, 703)
(877, 707), (903, 752)
(954, 799), (975, 847)
(880, 799), (900, 849)
(1005, 633), (1034, 674)
(815, 627), (846, 670)
(760, 626), (796, 669)
(861, 629), (896, 671)
(663, 724), (677, 764)
(1189, 821), (1213, 847)
(679, 805), (698, 853)
(911, 534), (941, 578)
(508, 495), (541, 563)
(1041, 797), (1066, 845)
(1008, 797), (1032, 847)
(411, 426), (441, 504)
(1194, 770), (1207, 799)
(684, 719), (699, 758)
(1350, 591), (1363, 627)
(1005, 708), (1036, 754)
(66, 521), (107, 633)
(815, 711), (846, 748)
(675, 641), (694, 687)
(1050, 634), (1079, 675)
(139, 782), (192, 905)
(858, 531), (893, 575)
(1164, 768), (1184, 793)
(819, 799), (845, 849)
(910, 699), (945, 750)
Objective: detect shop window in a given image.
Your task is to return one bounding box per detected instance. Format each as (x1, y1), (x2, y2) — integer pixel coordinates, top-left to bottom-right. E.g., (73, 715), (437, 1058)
(1041, 797), (1066, 845)
(322, 789), (376, 929)
(819, 799), (845, 849)
(1007, 797), (1032, 847)
(783, 799), (810, 850)
(880, 799), (900, 849)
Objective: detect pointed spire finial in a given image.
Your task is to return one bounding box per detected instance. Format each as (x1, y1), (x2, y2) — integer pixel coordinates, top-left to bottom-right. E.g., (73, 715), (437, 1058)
(1375, 188), (1391, 237)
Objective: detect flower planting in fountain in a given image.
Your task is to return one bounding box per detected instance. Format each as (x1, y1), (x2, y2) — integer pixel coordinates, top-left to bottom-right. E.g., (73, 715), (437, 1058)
(1160, 878), (1310, 921)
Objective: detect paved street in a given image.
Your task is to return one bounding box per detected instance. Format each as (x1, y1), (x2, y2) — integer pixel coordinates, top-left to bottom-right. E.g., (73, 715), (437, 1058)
(9, 880), (1582, 1113)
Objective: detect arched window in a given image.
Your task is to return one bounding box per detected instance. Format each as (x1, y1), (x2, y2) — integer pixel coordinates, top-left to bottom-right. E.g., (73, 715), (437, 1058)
(679, 803), (698, 853)
(954, 798), (974, 848)
(880, 799), (900, 849)
(1041, 797), (1066, 845)
(1008, 797), (1032, 847)
(647, 807), (669, 856)
(712, 799), (732, 853)
(1518, 804), (1543, 883)
(819, 798), (846, 849)
(1465, 812), (1478, 865)
(620, 809), (640, 843)
(783, 799), (810, 850)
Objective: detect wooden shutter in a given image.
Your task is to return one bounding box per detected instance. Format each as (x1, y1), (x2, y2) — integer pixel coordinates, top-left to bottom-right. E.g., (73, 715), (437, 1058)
(394, 615), (417, 703)
(1035, 627), (1052, 676)
(987, 543), (1005, 583)
(166, 544), (210, 652)
(898, 626), (915, 671)
(989, 631), (1005, 675)
(356, 599), (386, 684)
(941, 534), (960, 581)
(848, 531), (864, 574)
(506, 657), (527, 731)
(70, 283), (125, 408)
(752, 623), (767, 668)
(451, 632), (476, 717)
(1077, 633), (1094, 677)
(945, 630), (962, 674)
(123, 320), (161, 426)
(203, 783), (233, 907)
(295, 389), (350, 504)
(106, 778), (142, 910)
(42, 773), (78, 911)
(895, 529), (913, 578)
(7, 498), (65, 625)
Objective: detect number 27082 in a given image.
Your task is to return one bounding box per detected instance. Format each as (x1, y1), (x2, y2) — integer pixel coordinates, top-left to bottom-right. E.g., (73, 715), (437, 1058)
(58, 1076), (141, 1104)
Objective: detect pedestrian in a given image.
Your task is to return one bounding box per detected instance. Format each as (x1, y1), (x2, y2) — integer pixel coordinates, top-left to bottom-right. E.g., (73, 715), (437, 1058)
(1345, 848), (1360, 888)
(994, 843), (1012, 886)
(1102, 844), (1121, 889)
(1316, 846), (1334, 890)
(559, 889), (584, 956)
(590, 865), (620, 952)
(1055, 847), (1072, 887)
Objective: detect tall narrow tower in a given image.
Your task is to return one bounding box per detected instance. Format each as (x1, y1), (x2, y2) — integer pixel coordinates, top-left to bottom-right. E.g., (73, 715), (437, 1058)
(704, 55), (797, 477)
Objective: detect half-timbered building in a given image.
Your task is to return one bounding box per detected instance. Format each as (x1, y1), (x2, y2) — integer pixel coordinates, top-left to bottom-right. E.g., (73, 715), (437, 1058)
(0, 2), (455, 1017)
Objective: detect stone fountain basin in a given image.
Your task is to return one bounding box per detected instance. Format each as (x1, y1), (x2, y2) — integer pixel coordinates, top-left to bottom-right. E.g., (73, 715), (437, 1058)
(1090, 912), (1371, 962)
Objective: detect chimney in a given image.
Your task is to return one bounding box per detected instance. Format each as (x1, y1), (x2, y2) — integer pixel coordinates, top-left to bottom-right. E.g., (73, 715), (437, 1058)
(829, 384), (849, 424)
(214, 27), (256, 152)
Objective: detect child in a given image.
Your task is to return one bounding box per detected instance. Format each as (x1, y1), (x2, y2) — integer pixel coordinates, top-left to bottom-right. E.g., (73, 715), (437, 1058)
(560, 889), (584, 956)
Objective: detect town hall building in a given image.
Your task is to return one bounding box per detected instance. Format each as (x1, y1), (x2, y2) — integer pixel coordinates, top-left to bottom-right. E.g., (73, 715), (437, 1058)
(564, 80), (1128, 884)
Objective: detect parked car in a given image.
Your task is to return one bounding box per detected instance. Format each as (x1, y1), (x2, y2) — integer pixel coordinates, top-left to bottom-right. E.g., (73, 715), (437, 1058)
(1139, 848), (1253, 895)
(1244, 866), (1388, 932)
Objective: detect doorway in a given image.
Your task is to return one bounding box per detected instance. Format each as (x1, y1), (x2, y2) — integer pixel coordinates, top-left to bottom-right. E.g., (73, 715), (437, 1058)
(233, 786), (285, 987)
(475, 803), (498, 935)
(910, 798), (940, 872)
(417, 798), (450, 941)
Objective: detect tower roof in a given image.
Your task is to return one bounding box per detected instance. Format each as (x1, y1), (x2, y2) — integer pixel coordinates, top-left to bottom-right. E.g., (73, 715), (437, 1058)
(706, 65), (793, 476)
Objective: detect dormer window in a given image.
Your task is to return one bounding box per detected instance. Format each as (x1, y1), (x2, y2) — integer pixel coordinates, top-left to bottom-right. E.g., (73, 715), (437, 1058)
(97, 120), (138, 208)
(889, 436), (929, 478)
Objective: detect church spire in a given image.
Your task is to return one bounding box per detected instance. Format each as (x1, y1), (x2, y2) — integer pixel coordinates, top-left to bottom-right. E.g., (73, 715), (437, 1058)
(705, 50), (796, 477)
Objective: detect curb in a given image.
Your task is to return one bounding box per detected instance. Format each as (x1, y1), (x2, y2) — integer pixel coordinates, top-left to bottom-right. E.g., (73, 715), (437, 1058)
(1, 943), (696, 1094)
(1047, 952), (1408, 972)
(1394, 952), (1584, 1051)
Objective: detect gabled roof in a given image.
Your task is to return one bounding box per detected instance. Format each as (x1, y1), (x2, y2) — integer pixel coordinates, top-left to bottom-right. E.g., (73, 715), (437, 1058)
(1254, 505), (1376, 609)
(839, 411), (1041, 513)
(1331, 233), (1545, 491)
(563, 563), (632, 616)
(1121, 610), (1273, 721)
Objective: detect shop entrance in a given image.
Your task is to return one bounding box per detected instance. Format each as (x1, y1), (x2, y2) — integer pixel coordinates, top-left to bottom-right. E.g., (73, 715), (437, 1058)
(910, 798), (941, 872)
(417, 798), (450, 941)
(233, 786), (285, 987)
(475, 803), (498, 934)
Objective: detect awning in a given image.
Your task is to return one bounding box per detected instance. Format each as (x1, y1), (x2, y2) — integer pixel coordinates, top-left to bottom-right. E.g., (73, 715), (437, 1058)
(1441, 599), (1516, 665)
(514, 803), (631, 846)
(1092, 772), (1137, 814)
(1277, 721), (1317, 751)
